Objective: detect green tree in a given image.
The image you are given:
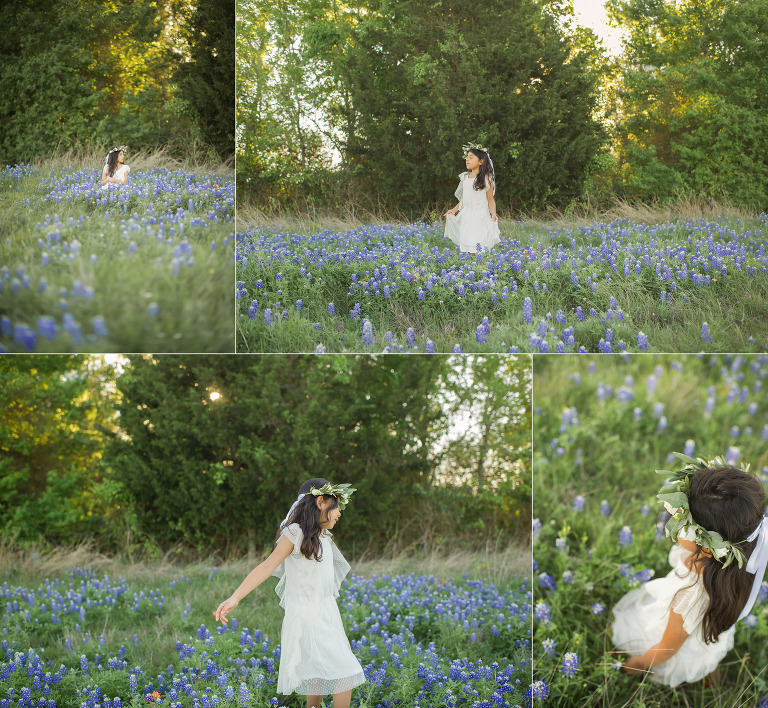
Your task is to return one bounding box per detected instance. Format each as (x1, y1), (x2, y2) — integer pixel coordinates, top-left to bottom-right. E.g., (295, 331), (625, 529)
(607, 0), (768, 206)
(174, 0), (236, 159)
(109, 355), (448, 555)
(0, 355), (118, 544)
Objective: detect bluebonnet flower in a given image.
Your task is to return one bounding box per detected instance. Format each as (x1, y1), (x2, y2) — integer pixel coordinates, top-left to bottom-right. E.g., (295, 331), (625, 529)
(560, 652), (580, 678)
(600, 500), (610, 517)
(523, 297), (533, 324)
(327, 302), (336, 315)
(453, 343), (462, 353)
(572, 495), (585, 512)
(637, 331), (648, 351)
(539, 573), (556, 591)
(425, 339), (435, 353)
(562, 570), (574, 583)
(362, 319), (374, 347)
(726, 446), (740, 465)
(476, 325), (487, 344)
(701, 322), (712, 342)
(684, 439), (695, 457)
(619, 526), (632, 548)
(406, 328), (416, 347)
(532, 518), (542, 540)
(541, 638), (556, 656)
(295, 299), (303, 310)
(530, 681), (549, 700)
(591, 602), (605, 615)
(534, 600), (551, 627)
(264, 309), (274, 326)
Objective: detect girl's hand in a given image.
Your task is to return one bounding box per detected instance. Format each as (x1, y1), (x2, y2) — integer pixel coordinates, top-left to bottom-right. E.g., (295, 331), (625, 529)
(492, 215), (498, 222)
(213, 596), (239, 624)
(443, 209), (457, 217)
(621, 656), (647, 678)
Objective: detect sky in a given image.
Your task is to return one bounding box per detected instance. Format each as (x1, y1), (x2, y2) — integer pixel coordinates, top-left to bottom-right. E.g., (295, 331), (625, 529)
(572, 0), (625, 55)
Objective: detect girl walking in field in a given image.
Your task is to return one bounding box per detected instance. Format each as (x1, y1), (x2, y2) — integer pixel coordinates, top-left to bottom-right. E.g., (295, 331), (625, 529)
(101, 145), (130, 188)
(613, 454), (768, 687)
(444, 143), (500, 257)
(214, 479), (365, 708)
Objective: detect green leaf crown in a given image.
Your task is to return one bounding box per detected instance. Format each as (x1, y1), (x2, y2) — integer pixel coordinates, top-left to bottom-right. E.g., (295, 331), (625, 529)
(657, 452), (751, 569)
(309, 482), (356, 510)
(462, 143), (489, 155)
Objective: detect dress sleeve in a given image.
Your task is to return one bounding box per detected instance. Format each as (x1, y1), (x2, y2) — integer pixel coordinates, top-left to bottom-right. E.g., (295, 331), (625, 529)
(454, 173), (464, 202)
(271, 523), (302, 608)
(326, 531), (352, 597)
(670, 580), (709, 634)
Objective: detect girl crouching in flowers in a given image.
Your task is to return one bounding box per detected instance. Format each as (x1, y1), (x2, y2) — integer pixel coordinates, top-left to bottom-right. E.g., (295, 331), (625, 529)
(444, 144), (500, 258)
(612, 455), (768, 687)
(101, 146), (130, 188)
(214, 479), (364, 708)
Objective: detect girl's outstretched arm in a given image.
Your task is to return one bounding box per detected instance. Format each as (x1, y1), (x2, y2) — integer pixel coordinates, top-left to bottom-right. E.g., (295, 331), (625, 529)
(213, 535), (294, 623)
(622, 609), (689, 676)
(486, 181), (498, 222)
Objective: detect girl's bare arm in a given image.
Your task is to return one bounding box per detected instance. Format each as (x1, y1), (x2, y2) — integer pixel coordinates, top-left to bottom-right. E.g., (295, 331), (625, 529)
(622, 610), (688, 674)
(213, 535), (294, 623)
(486, 181), (497, 221)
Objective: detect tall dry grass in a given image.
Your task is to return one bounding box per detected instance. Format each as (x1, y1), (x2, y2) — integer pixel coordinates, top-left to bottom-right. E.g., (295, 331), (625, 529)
(238, 195), (760, 234)
(0, 538), (529, 589)
(30, 145), (233, 177)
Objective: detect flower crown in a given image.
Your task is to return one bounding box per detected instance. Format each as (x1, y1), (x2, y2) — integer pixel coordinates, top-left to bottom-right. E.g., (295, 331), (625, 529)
(657, 452), (752, 568)
(310, 482), (356, 510)
(107, 145), (127, 156)
(463, 143), (489, 155)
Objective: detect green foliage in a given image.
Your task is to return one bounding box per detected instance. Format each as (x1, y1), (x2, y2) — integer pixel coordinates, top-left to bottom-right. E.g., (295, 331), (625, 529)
(0, 0), (233, 163)
(173, 0), (236, 159)
(608, 0), (768, 207)
(0, 356), (118, 544)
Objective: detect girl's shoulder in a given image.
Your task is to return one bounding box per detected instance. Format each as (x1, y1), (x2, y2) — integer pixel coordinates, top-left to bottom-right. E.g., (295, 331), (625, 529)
(459, 171), (470, 180)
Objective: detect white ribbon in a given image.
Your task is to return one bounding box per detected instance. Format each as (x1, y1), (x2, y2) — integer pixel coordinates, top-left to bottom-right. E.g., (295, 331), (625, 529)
(486, 154), (496, 196)
(738, 515), (768, 621)
(279, 493), (305, 530)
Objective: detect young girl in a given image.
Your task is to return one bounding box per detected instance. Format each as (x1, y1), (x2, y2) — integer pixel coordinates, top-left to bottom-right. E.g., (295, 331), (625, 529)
(101, 146), (130, 188)
(612, 456), (768, 687)
(213, 479), (365, 708)
(444, 144), (500, 257)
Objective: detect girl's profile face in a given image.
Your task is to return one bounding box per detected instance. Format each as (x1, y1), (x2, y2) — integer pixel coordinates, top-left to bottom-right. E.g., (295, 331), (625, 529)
(118, 150), (125, 164)
(465, 152), (483, 171)
(317, 497), (341, 529)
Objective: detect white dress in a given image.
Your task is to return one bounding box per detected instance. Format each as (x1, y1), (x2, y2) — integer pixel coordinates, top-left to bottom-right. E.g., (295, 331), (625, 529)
(444, 172), (500, 252)
(101, 164), (130, 189)
(612, 544), (735, 687)
(271, 523), (365, 696)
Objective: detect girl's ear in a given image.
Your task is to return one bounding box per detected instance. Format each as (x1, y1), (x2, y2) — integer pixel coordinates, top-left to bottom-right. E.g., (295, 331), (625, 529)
(700, 547), (713, 557)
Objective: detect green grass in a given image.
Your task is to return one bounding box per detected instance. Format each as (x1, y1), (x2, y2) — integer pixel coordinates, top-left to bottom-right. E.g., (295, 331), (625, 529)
(532, 354), (768, 707)
(1, 155), (234, 352)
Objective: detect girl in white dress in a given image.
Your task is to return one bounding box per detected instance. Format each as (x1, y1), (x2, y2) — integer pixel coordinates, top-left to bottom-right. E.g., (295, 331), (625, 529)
(214, 479), (365, 708)
(444, 144), (500, 257)
(101, 146), (130, 188)
(612, 456), (768, 687)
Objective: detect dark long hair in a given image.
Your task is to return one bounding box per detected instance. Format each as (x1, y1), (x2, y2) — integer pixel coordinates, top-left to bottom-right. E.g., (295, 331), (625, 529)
(468, 148), (493, 192)
(106, 149), (120, 177)
(680, 466), (765, 643)
(275, 477), (339, 562)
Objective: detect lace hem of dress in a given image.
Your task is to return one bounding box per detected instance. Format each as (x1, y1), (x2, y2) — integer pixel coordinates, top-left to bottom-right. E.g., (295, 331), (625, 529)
(289, 671), (366, 696)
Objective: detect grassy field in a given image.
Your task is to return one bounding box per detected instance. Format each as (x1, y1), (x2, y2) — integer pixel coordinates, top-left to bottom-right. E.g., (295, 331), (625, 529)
(236, 203), (768, 353)
(531, 354), (768, 707)
(1, 544), (530, 708)
(0, 150), (234, 352)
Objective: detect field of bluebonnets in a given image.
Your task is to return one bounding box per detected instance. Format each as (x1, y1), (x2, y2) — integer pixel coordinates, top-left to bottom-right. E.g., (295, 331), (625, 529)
(531, 354), (768, 707)
(0, 551), (530, 708)
(236, 209), (768, 353)
(0, 157), (235, 352)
